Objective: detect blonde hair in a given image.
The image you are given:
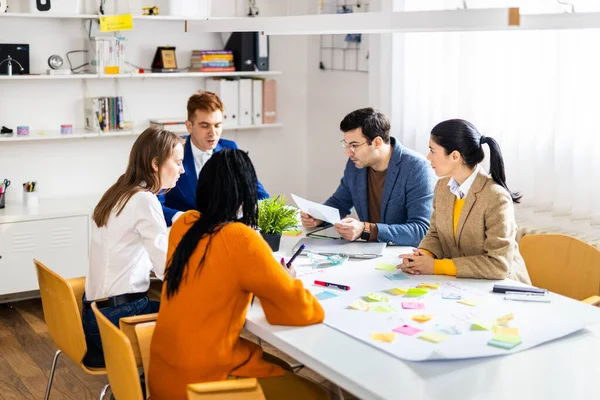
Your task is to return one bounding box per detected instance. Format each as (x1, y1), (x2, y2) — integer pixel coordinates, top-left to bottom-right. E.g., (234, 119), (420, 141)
(92, 128), (183, 227)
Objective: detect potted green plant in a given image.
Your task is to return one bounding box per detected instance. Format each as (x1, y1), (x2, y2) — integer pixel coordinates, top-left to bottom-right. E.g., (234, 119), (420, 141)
(257, 195), (298, 252)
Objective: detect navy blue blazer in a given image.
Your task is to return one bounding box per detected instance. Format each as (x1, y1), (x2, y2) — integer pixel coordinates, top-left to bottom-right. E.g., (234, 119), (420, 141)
(324, 137), (436, 247)
(158, 136), (269, 226)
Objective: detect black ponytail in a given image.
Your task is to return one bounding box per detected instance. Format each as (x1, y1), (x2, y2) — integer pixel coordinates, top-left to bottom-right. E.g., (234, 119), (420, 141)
(431, 119), (521, 203)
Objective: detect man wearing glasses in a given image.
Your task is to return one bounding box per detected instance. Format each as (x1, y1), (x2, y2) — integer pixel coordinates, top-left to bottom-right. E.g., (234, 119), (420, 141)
(301, 107), (435, 246)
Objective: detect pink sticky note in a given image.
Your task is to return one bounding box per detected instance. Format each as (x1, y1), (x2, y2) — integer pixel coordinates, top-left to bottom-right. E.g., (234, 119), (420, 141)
(393, 325), (423, 336)
(401, 302), (425, 310)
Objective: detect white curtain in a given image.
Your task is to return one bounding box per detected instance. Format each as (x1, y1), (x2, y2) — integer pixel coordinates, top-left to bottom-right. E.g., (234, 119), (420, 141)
(394, 0), (600, 234)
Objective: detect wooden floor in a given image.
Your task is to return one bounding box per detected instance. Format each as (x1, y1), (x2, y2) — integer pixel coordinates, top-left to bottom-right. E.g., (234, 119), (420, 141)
(0, 297), (358, 400)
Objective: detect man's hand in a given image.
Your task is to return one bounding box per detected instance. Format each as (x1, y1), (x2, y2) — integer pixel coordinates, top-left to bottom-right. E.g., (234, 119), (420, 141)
(397, 249), (434, 275)
(334, 218), (365, 241)
(301, 211), (322, 228)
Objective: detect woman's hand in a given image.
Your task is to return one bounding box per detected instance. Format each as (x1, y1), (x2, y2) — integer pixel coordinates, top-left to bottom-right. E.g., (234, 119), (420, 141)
(397, 249), (434, 275)
(280, 258), (297, 278)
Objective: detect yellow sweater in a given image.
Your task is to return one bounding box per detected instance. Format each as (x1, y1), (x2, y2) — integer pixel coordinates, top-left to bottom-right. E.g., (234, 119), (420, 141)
(424, 198), (464, 276)
(149, 211), (324, 400)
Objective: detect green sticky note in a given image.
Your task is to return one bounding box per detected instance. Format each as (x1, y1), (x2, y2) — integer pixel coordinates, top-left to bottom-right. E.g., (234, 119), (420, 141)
(376, 262), (397, 272)
(405, 288), (429, 297)
(488, 339), (521, 350)
(365, 292), (389, 302)
(471, 320), (493, 331)
(372, 305), (397, 313)
(492, 334), (522, 345)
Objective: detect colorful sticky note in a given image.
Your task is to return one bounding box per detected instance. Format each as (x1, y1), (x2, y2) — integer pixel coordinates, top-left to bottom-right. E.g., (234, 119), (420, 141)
(496, 313), (515, 326)
(417, 282), (440, 290)
(492, 333), (522, 345)
(372, 305), (397, 313)
(283, 229), (302, 236)
(386, 288), (408, 296)
(401, 302), (425, 310)
(99, 14), (134, 32)
(316, 290), (339, 300)
(494, 327), (519, 336)
(348, 299), (371, 311)
(365, 292), (388, 302)
(442, 292), (462, 300)
(488, 339), (521, 350)
(393, 324), (423, 336)
(405, 288), (429, 297)
(412, 314), (434, 323)
(435, 325), (463, 335)
(457, 298), (481, 307)
(370, 332), (396, 343)
(419, 332), (448, 343)
(384, 273), (409, 281)
(376, 263), (398, 272)
(471, 320), (493, 331)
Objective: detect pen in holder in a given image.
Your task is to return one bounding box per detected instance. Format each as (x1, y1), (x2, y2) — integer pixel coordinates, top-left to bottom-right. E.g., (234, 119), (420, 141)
(22, 181), (39, 207)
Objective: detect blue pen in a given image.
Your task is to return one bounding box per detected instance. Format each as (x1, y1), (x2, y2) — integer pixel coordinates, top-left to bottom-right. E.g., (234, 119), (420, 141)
(287, 244), (306, 268)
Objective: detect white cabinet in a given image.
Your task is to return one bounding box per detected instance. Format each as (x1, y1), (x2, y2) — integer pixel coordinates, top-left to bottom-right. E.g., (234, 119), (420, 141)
(0, 215), (89, 295)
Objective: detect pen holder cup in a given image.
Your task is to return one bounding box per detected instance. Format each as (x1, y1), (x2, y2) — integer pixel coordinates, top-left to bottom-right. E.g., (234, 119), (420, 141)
(23, 191), (39, 207)
(0, 192), (5, 209)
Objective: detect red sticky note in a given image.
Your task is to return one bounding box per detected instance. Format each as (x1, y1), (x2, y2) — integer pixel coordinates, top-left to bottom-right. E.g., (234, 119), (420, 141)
(393, 324), (423, 336)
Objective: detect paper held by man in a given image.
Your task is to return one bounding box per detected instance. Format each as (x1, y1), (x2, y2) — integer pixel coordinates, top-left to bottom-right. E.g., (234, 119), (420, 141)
(291, 193), (341, 224)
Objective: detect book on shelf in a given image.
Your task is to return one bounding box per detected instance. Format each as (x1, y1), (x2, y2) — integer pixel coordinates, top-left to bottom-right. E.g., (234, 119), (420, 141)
(190, 50), (235, 73)
(149, 118), (188, 133)
(85, 96), (125, 132)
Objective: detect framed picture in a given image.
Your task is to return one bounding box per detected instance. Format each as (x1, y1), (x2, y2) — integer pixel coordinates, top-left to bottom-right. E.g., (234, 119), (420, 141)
(161, 49), (177, 69)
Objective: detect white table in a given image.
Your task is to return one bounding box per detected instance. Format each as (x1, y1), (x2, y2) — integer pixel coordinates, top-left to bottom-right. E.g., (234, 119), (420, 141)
(245, 234), (600, 400)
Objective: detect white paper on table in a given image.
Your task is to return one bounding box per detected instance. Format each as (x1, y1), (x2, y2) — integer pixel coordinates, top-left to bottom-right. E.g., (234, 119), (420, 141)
(291, 193), (341, 224)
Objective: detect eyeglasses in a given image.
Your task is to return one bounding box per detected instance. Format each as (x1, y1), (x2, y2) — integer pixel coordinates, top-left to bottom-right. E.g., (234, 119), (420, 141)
(340, 140), (368, 153)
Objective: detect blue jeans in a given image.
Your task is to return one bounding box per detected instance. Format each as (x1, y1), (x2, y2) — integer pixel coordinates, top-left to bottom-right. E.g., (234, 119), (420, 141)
(82, 295), (160, 368)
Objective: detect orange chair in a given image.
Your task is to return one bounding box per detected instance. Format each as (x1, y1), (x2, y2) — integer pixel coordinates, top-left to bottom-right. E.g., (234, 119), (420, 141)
(519, 234), (600, 304)
(33, 259), (109, 400)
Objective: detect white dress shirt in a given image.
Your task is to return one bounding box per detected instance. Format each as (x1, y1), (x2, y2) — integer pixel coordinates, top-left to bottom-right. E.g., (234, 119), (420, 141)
(85, 191), (168, 300)
(447, 165), (481, 199)
(190, 141), (214, 177)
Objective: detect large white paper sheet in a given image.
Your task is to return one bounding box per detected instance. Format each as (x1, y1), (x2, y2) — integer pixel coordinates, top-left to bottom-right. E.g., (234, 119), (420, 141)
(298, 260), (600, 362)
(291, 193), (341, 224)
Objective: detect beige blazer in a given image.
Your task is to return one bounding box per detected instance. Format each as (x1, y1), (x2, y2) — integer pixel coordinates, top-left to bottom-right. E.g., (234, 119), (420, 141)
(419, 169), (531, 284)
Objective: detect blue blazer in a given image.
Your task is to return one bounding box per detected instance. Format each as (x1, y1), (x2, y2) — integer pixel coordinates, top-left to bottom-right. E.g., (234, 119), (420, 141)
(158, 137), (269, 226)
(324, 137), (436, 247)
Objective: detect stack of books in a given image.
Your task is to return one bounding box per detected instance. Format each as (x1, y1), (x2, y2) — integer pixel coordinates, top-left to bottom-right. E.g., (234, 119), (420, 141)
(189, 50), (235, 72)
(85, 96), (125, 132)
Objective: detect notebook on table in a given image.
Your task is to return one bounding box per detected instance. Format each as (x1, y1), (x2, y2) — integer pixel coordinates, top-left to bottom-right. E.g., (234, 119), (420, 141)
(292, 237), (386, 259)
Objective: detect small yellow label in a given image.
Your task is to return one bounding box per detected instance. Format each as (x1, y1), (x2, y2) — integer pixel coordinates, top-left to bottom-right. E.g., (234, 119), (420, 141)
(99, 14), (134, 32)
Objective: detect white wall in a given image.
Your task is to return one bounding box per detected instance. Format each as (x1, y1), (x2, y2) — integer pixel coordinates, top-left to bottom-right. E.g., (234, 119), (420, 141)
(0, 0), (312, 205)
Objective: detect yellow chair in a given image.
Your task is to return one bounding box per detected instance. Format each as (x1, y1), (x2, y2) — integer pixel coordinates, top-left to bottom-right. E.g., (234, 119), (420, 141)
(519, 234), (600, 304)
(33, 259), (109, 400)
(120, 313), (158, 368)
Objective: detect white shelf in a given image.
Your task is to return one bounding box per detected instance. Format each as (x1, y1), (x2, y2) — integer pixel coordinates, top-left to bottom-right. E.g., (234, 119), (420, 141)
(0, 124), (282, 142)
(0, 12), (99, 19)
(0, 71), (281, 81)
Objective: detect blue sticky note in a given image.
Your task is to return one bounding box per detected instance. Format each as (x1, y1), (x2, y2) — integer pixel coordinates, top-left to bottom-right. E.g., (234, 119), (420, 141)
(384, 273), (408, 281)
(316, 290), (339, 300)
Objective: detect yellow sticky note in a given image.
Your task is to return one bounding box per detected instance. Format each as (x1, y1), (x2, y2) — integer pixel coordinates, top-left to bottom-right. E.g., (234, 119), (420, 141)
(370, 332), (396, 343)
(406, 288), (429, 297)
(365, 292), (388, 302)
(282, 230), (302, 236)
(419, 332), (448, 343)
(496, 313), (514, 325)
(100, 14), (134, 32)
(471, 320), (493, 331)
(412, 314), (434, 323)
(372, 305), (397, 313)
(348, 299), (370, 311)
(376, 262), (397, 272)
(457, 298), (481, 307)
(492, 333), (522, 345)
(386, 288), (408, 296)
(417, 282), (440, 290)
(494, 327), (519, 336)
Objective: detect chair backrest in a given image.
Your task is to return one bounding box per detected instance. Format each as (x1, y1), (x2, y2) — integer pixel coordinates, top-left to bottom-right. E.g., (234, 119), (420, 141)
(187, 379), (266, 400)
(91, 302), (144, 400)
(33, 259), (87, 365)
(120, 313), (158, 367)
(134, 322), (156, 399)
(520, 234), (600, 300)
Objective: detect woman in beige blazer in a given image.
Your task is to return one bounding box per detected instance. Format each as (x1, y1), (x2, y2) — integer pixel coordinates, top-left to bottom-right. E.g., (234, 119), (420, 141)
(399, 119), (531, 284)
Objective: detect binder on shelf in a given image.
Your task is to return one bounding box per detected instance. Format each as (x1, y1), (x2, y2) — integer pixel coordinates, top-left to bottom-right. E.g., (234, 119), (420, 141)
(263, 79), (277, 124)
(252, 79), (263, 125)
(255, 33), (269, 71)
(205, 78), (239, 127)
(239, 79), (253, 126)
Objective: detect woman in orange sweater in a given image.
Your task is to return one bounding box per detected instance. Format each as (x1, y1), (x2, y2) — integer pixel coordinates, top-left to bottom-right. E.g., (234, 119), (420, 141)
(149, 149), (327, 400)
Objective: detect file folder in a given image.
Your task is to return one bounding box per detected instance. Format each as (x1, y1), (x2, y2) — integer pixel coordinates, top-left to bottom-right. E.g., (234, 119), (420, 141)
(263, 79), (277, 124)
(255, 33), (269, 71)
(239, 79), (253, 125)
(205, 78), (239, 127)
(252, 79), (263, 125)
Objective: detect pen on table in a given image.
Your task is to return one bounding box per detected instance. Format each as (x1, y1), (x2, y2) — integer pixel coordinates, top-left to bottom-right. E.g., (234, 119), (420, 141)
(314, 280), (351, 291)
(286, 244), (305, 268)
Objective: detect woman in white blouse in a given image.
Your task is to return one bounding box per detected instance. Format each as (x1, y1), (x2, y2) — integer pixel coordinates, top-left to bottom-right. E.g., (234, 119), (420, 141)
(82, 127), (184, 367)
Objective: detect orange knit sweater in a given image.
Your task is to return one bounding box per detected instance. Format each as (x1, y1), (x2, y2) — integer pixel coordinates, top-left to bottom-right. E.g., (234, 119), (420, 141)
(149, 211), (324, 400)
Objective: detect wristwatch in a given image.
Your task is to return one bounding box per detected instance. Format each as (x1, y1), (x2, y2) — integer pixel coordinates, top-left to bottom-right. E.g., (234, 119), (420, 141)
(360, 222), (371, 241)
